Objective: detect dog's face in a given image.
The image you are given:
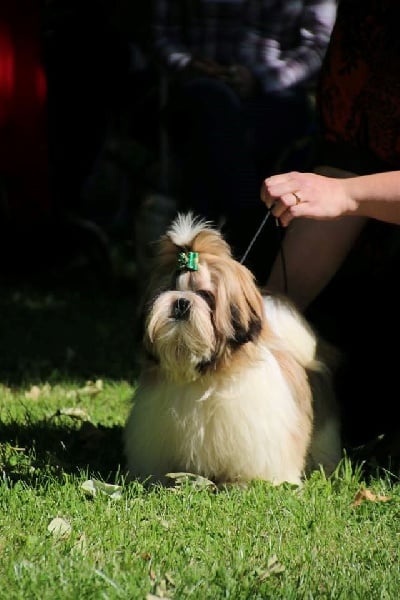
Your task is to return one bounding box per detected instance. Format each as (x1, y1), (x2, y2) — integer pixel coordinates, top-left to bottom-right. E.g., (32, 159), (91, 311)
(142, 214), (266, 382)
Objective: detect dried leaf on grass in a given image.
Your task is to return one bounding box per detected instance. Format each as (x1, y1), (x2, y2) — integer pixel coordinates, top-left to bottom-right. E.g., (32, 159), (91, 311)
(47, 517), (72, 539)
(352, 488), (391, 507)
(81, 479), (122, 500)
(25, 386), (42, 400)
(165, 472), (217, 491)
(78, 379), (104, 396)
(25, 384), (52, 400)
(256, 555), (285, 580)
(52, 407), (91, 421)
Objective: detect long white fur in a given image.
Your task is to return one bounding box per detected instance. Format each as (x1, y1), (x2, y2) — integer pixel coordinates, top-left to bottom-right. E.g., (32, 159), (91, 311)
(125, 346), (310, 485)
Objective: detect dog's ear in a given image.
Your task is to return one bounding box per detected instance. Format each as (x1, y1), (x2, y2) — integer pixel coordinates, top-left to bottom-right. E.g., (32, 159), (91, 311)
(219, 261), (264, 348)
(229, 303), (262, 348)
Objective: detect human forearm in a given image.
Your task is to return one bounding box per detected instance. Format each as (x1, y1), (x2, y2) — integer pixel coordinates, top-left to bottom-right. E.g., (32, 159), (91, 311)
(343, 172), (400, 224)
(261, 170), (400, 226)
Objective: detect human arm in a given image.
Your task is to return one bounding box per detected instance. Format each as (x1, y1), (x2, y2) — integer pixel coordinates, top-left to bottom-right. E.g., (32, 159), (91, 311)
(261, 170), (400, 226)
(239, 0), (337, 93)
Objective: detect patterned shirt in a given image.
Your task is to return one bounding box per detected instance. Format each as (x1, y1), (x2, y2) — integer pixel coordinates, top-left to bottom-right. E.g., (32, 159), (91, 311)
(152, 0), (337, 92)
(317, 0), (400, 172)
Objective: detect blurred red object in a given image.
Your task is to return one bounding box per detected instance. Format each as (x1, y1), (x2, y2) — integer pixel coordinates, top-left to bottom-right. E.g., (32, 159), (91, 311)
(0, 1), (50, 223)
(0, 24), (15, 126)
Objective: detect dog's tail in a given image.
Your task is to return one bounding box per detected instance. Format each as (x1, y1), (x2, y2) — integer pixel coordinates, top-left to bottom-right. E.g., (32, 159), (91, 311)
(262, 293), (341, 372)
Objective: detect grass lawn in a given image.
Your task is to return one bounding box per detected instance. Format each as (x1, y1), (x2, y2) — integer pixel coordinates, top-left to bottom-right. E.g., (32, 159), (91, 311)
(0, 278), (399, 599)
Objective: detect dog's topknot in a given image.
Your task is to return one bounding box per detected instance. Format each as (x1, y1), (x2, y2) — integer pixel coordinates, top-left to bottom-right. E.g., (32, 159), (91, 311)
(167, 212), (214, 248)
(164, 212), (232, 263)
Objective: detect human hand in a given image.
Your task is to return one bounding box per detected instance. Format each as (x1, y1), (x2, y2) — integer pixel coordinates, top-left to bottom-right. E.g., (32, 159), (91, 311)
(260, 171), (358, 226)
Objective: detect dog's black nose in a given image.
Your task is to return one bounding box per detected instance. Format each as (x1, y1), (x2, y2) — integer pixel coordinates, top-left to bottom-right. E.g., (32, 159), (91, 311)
(173, 297), (191, 320)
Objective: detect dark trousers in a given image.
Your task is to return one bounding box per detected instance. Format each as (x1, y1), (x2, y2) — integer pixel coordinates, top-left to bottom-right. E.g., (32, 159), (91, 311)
(165, 76), (314, 281)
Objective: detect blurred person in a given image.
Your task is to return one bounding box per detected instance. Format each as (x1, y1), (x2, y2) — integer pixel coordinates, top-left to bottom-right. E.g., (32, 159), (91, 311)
(260, 0), (400, 310)
(151, 0), (337, 279)
(259, 0), (400, 448)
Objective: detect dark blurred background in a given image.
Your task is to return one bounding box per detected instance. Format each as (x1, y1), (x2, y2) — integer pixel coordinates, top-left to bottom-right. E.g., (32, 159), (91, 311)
(0, 0), (160, 279)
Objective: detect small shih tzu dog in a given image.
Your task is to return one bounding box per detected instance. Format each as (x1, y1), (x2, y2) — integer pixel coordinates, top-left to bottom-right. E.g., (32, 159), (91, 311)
(124, 214), (341, 485)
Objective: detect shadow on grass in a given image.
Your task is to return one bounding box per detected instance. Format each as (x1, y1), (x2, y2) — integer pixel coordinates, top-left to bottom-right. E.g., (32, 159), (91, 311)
(2, 417), (399, 488)
(347, 433), (400, 483)
(0, 271), (139, 484)
(0, 418), (126, 484)
(0, 275), (141, 386)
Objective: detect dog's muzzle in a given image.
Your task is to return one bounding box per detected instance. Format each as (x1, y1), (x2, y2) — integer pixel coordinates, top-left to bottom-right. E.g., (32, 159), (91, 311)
(173, 297), (191, 320)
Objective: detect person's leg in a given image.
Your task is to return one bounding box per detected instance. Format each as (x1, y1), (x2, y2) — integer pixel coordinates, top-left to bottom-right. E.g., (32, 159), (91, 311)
(267, 216), (367, 309)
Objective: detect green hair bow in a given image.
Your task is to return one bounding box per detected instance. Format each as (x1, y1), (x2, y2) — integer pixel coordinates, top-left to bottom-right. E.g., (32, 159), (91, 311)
(177, 251), (199, 271)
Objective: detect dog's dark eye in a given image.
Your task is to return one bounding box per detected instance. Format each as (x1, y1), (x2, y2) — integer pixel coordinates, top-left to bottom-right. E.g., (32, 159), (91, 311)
(196, 290), (216, 310)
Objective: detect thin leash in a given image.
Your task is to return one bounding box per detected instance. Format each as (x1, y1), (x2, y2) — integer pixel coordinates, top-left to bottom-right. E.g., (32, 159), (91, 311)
(239, 208), (274, 265)
(239, 206), (288, 294)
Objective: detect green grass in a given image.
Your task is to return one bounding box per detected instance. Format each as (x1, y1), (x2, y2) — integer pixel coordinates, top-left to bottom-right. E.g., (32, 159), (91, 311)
(0, 281), (399, 599)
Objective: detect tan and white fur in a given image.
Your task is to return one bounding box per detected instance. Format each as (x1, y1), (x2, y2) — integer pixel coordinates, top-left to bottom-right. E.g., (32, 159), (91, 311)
(124, 213), (341, 485)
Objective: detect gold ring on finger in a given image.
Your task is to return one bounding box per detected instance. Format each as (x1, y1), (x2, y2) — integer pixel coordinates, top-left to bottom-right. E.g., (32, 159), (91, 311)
(292, 192), (301, 205)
